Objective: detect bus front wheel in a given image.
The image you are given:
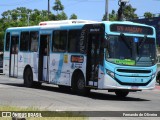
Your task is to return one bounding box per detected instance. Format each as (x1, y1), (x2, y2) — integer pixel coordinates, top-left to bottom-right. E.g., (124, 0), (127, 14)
(156, 72), (160, 85)
(24, 67), (33, 87)
(115, 90), (129, 98)
(72, 72), (90, 95)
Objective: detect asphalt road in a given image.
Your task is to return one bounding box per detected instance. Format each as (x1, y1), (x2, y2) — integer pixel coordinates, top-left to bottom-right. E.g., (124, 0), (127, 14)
(0, 75), (160, 120)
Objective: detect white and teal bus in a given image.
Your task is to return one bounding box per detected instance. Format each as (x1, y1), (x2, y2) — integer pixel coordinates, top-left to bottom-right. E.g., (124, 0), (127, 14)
(3, 20), (157, 97)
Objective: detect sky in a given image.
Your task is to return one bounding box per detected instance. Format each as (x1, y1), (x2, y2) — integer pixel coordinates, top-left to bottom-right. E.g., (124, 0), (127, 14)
(0, 0), (159, 21)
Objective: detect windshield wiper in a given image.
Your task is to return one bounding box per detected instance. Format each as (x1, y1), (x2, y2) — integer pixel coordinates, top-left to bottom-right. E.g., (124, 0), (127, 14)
(136, 35), (150, 63)
(138, 35), (147, 49)
(120, 33), (132, 49)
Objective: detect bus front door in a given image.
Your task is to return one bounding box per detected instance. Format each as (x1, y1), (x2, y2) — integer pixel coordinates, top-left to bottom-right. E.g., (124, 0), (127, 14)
(38, 35), (51, 82)
(10, 35), (19, 77)
(84, 24), (104, 88)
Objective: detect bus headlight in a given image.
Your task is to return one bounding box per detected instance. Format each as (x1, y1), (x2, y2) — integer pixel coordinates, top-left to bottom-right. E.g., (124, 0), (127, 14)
(152, 73), (156, 80)
(106, 69), (115, 78)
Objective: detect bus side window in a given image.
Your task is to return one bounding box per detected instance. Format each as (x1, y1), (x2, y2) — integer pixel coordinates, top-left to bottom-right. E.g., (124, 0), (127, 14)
(68, 30), (80, 53)
(52, 30), (67, 52)
(20, 32), (29, 52)
(5, 32), (10, 51)
(30, 31), (39, 52)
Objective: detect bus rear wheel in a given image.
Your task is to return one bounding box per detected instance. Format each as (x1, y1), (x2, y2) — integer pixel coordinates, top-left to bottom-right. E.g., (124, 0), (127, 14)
(115, 90), (129, 98)
(24, 68), (33, 87)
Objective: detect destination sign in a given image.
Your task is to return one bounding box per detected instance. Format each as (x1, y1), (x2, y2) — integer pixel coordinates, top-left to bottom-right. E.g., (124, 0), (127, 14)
(110, 24), (153, 35)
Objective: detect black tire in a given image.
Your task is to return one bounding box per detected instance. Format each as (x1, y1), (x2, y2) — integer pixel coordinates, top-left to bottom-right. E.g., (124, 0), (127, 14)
(24, 68), (33, 87)
(115, 90), (129, 98)
(156, 73), (160, 85)
(72, 72), (90, 95)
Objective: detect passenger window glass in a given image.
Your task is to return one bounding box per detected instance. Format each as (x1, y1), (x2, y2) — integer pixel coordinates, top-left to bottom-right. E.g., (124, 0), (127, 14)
(5, 32), (10, 51)
(52, 30), (67, 52)
(30, 31), (39, 52)
(20, 32), (29, 51)
(68, 30), (81, 53)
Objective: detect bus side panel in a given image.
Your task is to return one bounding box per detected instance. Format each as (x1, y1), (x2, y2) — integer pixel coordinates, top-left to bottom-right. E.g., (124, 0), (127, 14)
(59, 54), (87, 86)
(49, 53), (70, 86)
(63, 54), (86, 86)
(30, 52), (39, 82)
(10, 54), (18, 77)
(17, 52), (39, 81)
(49, 53), (62, 84)
(3, 52), (10, 76)
(49, 53), (87, 86)
(17, 52), (29, 79)
(97, 65), (105, 89)
(58, 54), (70, 86)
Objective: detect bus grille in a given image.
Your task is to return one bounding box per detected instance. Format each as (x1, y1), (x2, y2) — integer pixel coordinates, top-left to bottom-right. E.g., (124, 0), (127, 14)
(116, 69), (151, 74)
(115, 69), (152, 86)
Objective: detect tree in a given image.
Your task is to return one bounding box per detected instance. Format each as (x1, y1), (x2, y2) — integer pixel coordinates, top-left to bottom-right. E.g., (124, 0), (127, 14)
(109, 10), (117, 21)
(0, 7), (56, 47)
(53, 0), (64, 14)
(1, 10), (12, 22)
(52, 0), (69, 20)
(102, 4), (138, 21)
(56, 11), (68, 20)
(102, 10), (117, 21)
(123, 4), (138, 20)
(144, 12), (153, 18)
(70, 14), (77, 19)
(11, 10), (18, 21)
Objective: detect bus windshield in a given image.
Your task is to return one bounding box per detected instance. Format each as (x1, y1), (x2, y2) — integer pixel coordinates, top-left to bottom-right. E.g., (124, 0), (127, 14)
(105, 35), (156, 67)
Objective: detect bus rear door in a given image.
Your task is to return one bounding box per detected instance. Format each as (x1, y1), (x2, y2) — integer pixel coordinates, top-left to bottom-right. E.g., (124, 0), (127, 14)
(81, 24), (105, 88)
(38, 34), (51, 82)
(10, 35), (19, 77)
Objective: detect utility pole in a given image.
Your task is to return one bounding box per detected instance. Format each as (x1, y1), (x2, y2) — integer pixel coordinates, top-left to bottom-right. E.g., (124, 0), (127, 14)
(48, 0), (50, 18)
(105, 0), (109, 21)
(27, 13), (30, 26)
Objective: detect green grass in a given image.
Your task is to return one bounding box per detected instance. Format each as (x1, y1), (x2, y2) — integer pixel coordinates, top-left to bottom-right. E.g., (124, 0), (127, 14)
(0, 106), (87, 120)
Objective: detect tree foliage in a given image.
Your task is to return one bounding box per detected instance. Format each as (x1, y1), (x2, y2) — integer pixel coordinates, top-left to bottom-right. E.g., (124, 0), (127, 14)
(0, 0), (78, 51)
(123, 4), (138, 20)
(109, 10), (118, 21)
(70, 14), (78, 19)
(144, 12), (153, 18)
(102, 5), (138, 21)
(52, 0), (64, 14)
(56, 11), (68, 20)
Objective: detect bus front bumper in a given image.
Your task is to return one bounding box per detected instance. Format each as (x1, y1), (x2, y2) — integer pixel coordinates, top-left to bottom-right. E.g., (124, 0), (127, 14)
(98, 74), (156, 91)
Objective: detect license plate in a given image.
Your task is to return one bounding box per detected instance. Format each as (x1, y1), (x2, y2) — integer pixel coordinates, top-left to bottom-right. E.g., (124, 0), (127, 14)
(131, 86), (139, 90)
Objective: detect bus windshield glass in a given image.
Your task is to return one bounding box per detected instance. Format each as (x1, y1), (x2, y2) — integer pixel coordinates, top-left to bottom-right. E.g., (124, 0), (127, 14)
(105, 35), (156, 67)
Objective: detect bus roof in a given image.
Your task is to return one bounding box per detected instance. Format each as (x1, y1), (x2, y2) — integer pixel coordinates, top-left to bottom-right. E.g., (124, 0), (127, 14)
(6, 26), (40, 31)
(6, 20), (155, 32)
(39, 19), (98, 26)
